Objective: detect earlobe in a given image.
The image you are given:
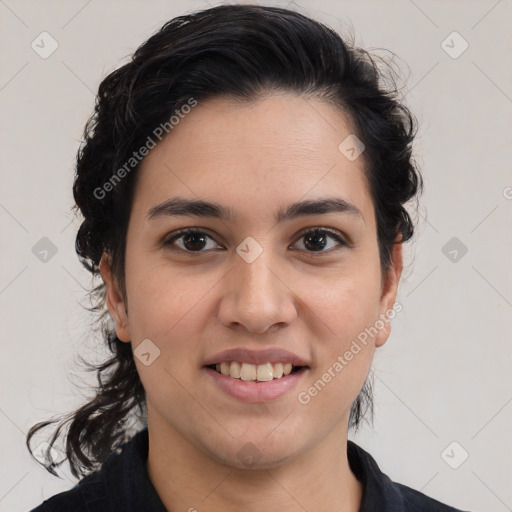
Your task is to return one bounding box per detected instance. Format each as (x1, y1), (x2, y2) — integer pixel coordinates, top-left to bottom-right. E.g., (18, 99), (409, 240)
(99, 253), (131, 342)
(375, 237), (403, 348)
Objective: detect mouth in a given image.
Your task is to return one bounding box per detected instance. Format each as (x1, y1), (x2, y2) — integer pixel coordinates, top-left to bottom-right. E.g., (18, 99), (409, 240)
(206, 361), (307, 382)
(202, 347), (310, 402)
(203, 363), (309, 403)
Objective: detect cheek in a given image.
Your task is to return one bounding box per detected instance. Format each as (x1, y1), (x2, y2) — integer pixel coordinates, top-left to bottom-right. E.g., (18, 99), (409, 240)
(124, 240), (384, 362)
(293, 280), (380, 420)
(125, 263), (208, 341)
(124, 265), (211, 412)
(299, 259), (383, 341)
(294, 256), (382, 388)
(123, 259), (227, 393)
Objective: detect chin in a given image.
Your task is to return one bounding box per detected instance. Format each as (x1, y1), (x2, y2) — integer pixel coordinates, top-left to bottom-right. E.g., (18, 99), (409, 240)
(217, 447), (295, 471)
(204, 430), (302, 471)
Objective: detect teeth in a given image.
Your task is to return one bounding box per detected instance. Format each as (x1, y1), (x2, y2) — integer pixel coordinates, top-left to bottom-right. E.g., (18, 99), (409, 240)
(213, 361), (300, 381)
(256, 362), (273, 382)
(230, 361), (241, 379)
(240, 362), (257, 381)
(273, 362), (284, 378)
(220, 362), (230, 376)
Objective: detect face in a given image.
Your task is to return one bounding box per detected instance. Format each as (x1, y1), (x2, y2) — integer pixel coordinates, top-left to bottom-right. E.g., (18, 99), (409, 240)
(101, 93), (402, 469)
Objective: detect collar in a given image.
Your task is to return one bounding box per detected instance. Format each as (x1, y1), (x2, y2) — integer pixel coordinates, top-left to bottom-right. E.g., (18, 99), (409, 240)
(90, 428), (463, 512)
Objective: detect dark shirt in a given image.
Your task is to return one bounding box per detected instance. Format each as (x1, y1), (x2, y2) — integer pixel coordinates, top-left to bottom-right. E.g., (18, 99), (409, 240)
(30, 428), (470, 511)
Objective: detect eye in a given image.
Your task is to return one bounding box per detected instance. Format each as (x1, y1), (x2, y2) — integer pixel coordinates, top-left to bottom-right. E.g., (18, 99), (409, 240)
(291, 228), (348, 255)
(163, 227), (348, 256)
(162, 228), (223, 254)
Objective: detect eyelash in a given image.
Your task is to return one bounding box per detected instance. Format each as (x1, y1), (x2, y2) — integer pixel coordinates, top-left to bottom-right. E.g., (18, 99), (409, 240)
(162, 227), (349, 257)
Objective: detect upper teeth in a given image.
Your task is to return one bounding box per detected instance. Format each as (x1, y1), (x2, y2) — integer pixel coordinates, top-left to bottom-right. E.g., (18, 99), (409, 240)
(215, 361), (294, 381)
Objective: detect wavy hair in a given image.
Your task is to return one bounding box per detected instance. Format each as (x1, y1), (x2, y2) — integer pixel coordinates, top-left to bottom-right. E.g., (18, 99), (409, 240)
(26, 3), (422, 479)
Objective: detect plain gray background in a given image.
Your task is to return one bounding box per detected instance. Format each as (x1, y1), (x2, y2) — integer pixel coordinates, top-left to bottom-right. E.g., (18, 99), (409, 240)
(1, 1), (511, 511)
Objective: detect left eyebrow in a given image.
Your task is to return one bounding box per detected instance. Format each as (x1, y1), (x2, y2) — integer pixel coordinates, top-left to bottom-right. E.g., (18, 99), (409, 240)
(147, 196), (365, 225)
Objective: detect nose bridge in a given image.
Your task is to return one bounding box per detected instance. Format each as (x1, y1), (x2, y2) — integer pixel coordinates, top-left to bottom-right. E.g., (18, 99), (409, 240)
(237, 245), (278, 297)
(218, 238), (296, 333)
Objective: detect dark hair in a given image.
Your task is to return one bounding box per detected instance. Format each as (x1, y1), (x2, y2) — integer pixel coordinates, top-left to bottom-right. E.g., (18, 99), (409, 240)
(26, 3), (422, 479)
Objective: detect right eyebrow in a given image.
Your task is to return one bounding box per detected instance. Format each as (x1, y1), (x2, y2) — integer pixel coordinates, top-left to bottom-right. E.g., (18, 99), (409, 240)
(147, 196), (365, 225)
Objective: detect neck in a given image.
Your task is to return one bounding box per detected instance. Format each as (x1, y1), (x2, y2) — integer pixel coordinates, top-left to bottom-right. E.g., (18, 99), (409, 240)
(146, 410), (363, 512)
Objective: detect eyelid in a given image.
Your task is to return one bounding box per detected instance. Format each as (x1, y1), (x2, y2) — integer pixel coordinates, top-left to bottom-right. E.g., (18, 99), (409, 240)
(293, 226), (351, 246)
(162, 226), (351, 254)
(161, 227), (223, 250)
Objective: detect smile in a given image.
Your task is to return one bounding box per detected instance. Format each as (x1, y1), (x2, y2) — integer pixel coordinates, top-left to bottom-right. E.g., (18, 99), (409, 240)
(210, 361), (303, 382)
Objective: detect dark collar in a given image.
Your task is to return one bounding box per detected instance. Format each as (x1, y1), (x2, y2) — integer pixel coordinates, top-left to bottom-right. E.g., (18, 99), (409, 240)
(347, 439), (406, 510)
(88, 428), (465, 512)
(100, 428), (167, 511)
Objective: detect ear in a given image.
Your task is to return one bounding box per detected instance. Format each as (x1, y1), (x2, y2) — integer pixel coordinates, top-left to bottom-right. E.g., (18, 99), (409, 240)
(374, 236), (403, 348)
(99, 253), (131, 342)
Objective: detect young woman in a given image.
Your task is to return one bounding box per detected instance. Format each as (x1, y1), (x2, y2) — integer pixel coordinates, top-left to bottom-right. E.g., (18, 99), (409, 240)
(27, 4), (469, 511)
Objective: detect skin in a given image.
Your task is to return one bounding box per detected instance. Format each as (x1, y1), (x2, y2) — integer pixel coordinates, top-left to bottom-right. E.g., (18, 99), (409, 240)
(100, 93), (403, 511)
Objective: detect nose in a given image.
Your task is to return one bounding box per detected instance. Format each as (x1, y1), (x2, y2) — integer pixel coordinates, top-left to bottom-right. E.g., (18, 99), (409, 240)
(217, 247), (297, 335)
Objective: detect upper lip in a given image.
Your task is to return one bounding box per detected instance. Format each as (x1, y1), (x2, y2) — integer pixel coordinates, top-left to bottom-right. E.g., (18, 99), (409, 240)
(203, 347), (309, 367)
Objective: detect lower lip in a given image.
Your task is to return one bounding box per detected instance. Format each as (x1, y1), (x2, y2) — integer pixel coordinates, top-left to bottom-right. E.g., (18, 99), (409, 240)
(204, 367), (308, 403)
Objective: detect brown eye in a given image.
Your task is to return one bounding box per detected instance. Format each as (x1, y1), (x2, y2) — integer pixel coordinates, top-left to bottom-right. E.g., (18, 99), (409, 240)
(292, 228), (347, 255)
(163, 229), (222, 253)
(163, 227), (348, 256)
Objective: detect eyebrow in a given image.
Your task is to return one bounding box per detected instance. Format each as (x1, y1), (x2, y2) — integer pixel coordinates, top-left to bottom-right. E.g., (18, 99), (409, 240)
(147, 196), (364, 224)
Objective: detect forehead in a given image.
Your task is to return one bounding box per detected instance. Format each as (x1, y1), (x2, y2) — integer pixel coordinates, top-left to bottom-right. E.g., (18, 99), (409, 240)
(131, 93), (374, 228)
